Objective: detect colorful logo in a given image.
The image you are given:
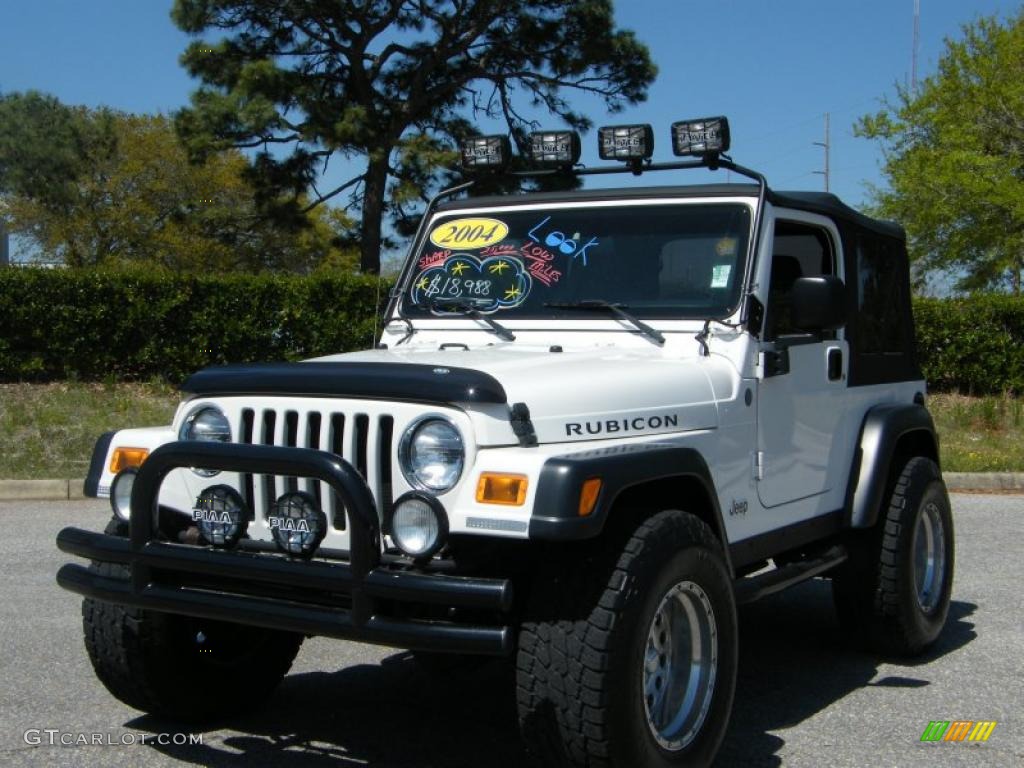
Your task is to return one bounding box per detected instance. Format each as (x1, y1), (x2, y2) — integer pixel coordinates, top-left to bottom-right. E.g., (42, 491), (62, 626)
(920, 721), (997, 742)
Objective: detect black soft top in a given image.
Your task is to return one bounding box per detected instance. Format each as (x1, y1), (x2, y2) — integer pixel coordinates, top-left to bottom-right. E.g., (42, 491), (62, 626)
(437, 183), (903, 240)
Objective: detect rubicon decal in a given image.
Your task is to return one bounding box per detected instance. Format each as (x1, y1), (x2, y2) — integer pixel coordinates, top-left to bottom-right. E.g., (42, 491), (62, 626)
(565, 413), (679, 437)
(920, 720), (997, 742)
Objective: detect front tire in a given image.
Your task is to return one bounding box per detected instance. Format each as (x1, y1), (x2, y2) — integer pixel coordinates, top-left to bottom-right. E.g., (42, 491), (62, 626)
(82, 520), (303, 720)
(517, 510), (737, 768)
(833, 456), (954, 655)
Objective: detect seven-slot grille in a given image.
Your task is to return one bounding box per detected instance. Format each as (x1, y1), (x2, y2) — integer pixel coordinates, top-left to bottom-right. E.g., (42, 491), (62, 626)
(238, 407), (394, 549)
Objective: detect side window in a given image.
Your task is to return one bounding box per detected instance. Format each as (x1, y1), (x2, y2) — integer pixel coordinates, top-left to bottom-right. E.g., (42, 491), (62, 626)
(765, 220), (836, 339)
(856, 234), (907, 354)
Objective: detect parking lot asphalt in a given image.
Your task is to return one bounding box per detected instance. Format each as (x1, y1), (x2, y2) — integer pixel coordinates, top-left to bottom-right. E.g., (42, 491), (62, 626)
(1, 495), (1021, 767)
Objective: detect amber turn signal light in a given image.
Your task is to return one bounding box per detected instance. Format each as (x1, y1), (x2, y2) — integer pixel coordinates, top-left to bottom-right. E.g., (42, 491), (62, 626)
(578, 477), (602, 517)
(109, 447), (149, 474)
(476, 473), (528, 506)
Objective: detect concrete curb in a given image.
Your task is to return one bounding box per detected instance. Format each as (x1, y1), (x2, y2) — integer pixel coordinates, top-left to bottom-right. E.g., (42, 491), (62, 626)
(1, 473), (1023, 502)
(0, 479), (86, 501)
(943, 472), (1024, 492)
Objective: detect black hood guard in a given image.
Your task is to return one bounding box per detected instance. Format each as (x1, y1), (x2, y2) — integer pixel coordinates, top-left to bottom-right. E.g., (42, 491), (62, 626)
(181, 362), (508, 405)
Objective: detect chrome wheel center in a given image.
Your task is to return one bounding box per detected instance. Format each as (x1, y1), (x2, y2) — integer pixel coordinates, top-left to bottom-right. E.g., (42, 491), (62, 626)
(642, 580), (718, 751)
(913, 501), (946, 613)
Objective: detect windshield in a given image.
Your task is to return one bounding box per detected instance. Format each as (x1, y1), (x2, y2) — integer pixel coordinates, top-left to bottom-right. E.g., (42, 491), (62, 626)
(400, 202), (752, 319)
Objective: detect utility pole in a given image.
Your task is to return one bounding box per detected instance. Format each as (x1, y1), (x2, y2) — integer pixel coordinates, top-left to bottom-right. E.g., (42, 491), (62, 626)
(912, 0), (920, 91)
(813, 112), (831, 193)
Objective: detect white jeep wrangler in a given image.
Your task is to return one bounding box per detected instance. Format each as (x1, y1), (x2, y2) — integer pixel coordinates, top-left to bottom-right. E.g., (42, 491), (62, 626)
(57, 117), (953, 768)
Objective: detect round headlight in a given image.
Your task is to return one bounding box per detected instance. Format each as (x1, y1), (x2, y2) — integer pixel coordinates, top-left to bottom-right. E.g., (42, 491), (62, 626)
(391, 493), (448, 559)
(179, 405), (231, 442)
(191, 485), (248, 548)
(179, 405), (231, 477)
(109, 468), (137, 522)
(399, 417), (464, 492)
(268, 492), (327, 557)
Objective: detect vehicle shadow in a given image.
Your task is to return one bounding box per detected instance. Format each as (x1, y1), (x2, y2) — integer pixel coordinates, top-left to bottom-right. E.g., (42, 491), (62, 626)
(134, 580), (977, 767)
(717, 581), (977, 767)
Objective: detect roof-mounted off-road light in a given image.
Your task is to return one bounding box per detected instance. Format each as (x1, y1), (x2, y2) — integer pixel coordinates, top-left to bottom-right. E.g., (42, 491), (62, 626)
(460, 134), (511, 172)
(528, 130), (581, 170)
(598, 124), (654, 162)
(671, 116), (731, 160)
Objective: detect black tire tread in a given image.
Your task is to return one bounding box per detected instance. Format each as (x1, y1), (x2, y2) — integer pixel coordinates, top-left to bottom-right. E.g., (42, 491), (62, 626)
(833, 456), (953, 656)
(516, 511), (722, 767)
(83, 560), (169, 714)
(81, 518), (302, 720)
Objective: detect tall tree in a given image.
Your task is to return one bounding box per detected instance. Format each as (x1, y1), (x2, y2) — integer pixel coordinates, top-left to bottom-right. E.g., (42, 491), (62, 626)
(171, 0), (657, 274)
(856, 11), (1024, 294)
(0, 92), (118, 265)
(1, 100), (356, 271)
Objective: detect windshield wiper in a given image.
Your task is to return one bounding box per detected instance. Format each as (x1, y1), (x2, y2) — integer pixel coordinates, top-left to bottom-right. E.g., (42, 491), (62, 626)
(544, 300), (665, 346)
(419, 297), (516, 341)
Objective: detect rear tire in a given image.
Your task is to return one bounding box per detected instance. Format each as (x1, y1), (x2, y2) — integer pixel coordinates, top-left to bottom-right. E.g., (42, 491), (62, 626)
(833, 457), (954, 655)
(82, 519), (303, 720)
(516, 510), (737, 768)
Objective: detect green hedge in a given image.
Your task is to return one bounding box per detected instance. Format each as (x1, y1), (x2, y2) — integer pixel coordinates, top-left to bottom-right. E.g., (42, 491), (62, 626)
(2, 269), (1022, 393)
(0, 268), (389, 383)
(914, 295), (1024, 394)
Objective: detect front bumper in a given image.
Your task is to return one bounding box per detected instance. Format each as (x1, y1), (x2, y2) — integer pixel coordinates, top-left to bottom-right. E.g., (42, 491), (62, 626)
(57, 441), (513, 655)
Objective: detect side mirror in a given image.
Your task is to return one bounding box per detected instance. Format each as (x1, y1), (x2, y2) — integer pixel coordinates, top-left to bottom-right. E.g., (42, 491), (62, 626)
(791, 276), (845, 332)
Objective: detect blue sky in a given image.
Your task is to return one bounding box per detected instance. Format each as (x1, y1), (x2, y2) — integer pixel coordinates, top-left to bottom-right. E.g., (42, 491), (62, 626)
(1, 0), (1020, 260)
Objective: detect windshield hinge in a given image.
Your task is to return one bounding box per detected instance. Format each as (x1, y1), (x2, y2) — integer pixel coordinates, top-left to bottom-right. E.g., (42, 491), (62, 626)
(510, 402), (538, 447)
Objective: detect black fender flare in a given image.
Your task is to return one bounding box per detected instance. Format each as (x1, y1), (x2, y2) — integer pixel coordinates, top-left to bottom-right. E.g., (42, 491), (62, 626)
(845, 403), (939, 529)
(84, 431), (116, 498)
(528, 442), (730, 568)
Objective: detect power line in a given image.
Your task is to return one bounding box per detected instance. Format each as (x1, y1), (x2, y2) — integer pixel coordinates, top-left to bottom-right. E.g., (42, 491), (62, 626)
(813, 112), (831, 192)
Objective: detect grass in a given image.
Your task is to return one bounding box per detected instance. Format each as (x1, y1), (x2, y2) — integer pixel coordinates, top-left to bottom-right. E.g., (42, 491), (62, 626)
(0, 383), (1022, 478)
(0, 382), (179, 480)
(928, 392), (1024, 473)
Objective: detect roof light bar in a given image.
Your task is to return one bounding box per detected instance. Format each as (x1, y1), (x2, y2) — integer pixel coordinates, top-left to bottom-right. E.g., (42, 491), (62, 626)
(671, 116), (730, 158)
(459, 134), (511, 172)
(598, 124), (654, 161)
(528, 130), (581, 169)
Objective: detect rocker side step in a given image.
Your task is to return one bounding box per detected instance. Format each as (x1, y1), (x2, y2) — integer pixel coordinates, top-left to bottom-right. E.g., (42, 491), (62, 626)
(733, 545), (847, 605)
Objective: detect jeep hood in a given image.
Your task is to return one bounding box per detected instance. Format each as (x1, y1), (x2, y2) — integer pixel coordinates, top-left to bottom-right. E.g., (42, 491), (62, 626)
(327, 345), (728, 443)
(182, 345), (730, 444)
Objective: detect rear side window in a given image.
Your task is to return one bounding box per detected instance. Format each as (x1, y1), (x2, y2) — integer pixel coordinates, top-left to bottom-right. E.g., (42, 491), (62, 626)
(856, 235), (907, 354)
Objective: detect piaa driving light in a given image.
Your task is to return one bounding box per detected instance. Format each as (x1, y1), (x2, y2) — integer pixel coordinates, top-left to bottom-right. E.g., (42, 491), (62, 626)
(598, 124), (654, 161)
(192, 485), (248, 547)
(268, 491), (327, 557)
(391, 492), (448, 559)
(529, 130), (581, 169)
(671, 116), (731, 157)
(109, 467), (138, 522)
(460, 134), (511, 172)
(399, 417), (465, 492)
